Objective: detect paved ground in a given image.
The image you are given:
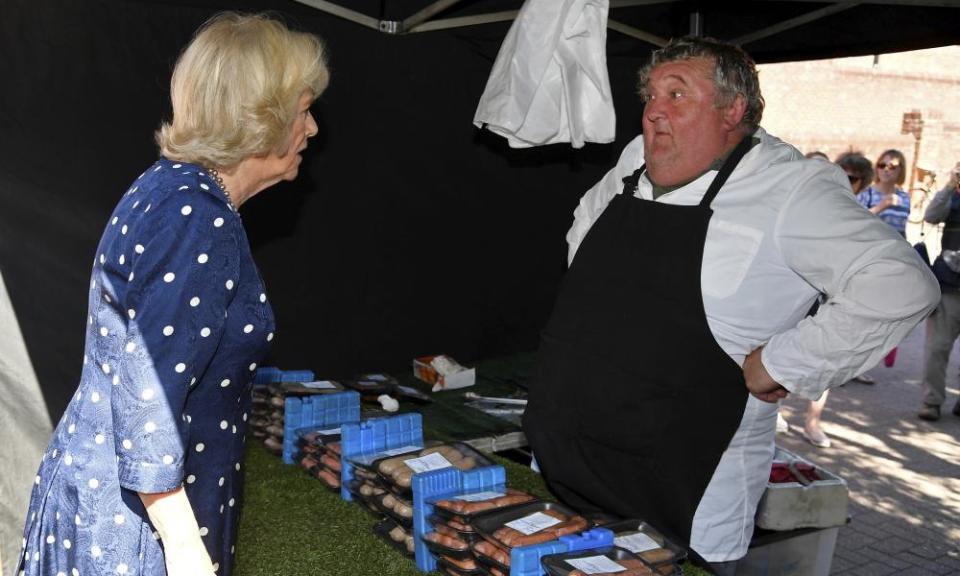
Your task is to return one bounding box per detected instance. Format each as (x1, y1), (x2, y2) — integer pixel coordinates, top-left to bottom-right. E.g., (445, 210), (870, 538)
(777, 323), (960, 575)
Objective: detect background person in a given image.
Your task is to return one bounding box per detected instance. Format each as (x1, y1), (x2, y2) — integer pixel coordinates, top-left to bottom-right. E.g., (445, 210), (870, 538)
(15, 13), (328, 576)
(523, 36), (938, 573)
(858, 149), (911, 237)
(919, 161), (960, 421)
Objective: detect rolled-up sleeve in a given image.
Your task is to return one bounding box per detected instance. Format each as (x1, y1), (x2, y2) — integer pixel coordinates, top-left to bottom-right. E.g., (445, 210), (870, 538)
(762, 170), (940, 399)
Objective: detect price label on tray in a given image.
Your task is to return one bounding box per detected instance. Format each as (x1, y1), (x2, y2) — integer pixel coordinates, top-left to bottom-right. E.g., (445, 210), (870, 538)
(615, 532), (660, 553)
(565, 556), (627, 573)
(403, 452), (453, 473)
(380, 445), (423, 457)
(454, 491), (506, 502)
(505, 512), (562, 535)
(301, 380), (338, 389)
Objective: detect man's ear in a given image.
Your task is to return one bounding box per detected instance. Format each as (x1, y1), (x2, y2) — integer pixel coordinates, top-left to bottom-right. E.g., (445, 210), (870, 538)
(722, 94), (748, 131)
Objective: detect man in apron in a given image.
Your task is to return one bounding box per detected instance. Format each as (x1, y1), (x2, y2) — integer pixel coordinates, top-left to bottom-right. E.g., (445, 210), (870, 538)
(523, 36), (939, 574)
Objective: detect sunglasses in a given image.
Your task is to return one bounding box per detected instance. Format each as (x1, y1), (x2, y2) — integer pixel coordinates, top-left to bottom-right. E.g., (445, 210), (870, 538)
(877, 162), (901, 170)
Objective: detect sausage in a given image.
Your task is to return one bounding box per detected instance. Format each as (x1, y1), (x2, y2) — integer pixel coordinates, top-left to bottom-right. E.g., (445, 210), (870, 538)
(317, 468), (341, 488)
(394, 500), (413, 519)
(442, 555), (477, 571)
(452, 456), (476, 471)
(326, 441), (342, 456)
(393, 468), (414, 488)
(639, 548), (675, 564)
(320, 453), (341, 473)
(389, 525), (407, 542)
(299, 455), (319, 470)
(424, 532), (469, 551)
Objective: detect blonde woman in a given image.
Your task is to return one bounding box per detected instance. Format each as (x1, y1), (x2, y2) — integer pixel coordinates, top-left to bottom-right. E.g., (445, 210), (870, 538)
(16, 13), (328, 576)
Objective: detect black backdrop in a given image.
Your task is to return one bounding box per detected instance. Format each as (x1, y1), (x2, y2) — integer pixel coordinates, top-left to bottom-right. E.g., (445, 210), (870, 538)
(0, 0), (648, 422)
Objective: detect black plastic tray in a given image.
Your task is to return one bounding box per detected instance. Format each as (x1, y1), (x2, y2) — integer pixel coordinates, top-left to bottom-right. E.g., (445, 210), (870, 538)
(429, 515), (482, 544)
(376, 442), (495, 496)
(541, 546), (655, 576)
(343, 372), (399, 397)
(372, 517), (415, 558)
(472, 541), (511, 574)
(371, 491), (414, 529)
(421, 531), (474, 560)
(436, 556), (485, 575)
(472, 501), (582, 550)
(602, 518), (688, 566)
(431, 487), (538, 523)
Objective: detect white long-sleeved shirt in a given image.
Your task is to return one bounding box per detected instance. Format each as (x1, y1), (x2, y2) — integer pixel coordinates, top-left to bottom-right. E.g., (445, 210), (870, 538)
(567, 128), (939, 560)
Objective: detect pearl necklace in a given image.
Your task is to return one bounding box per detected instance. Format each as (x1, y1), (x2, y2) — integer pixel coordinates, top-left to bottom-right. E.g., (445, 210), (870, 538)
(207, 168), (237, 213)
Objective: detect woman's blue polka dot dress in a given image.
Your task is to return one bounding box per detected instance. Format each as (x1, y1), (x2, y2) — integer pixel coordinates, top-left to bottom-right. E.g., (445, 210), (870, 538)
(16, 158), (275, 576)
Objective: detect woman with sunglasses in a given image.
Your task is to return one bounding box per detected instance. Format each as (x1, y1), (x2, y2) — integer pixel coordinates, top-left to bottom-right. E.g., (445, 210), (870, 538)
(858, 149), (911, 237)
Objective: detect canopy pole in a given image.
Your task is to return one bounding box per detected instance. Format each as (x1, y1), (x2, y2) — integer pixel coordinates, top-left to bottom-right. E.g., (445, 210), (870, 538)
(731, 1), (862, 46)
(291, 0), (381, 31)
(689, 11), (703, 36)
(401, 0), (464, 33)
(607, 20), (669, 47)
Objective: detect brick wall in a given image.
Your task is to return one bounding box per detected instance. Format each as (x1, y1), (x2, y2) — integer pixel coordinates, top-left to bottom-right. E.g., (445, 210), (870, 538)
(758, 45), (960, 191)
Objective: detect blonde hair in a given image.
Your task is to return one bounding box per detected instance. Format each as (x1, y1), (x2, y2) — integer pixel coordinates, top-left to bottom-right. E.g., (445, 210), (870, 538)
(156, 12), (329, 168)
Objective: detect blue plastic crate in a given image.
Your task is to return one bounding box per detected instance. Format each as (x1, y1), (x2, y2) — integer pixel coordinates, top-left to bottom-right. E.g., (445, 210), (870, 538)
(339, 413), (424, 501)
(251, 367), (316, 384)
(281, 390), (361, 464)
(411, 465), (507, 572)
(509, 528), (614, 576)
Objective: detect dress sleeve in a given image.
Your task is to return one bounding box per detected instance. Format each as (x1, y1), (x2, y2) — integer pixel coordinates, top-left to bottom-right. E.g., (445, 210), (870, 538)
(856, 189), (872, 209)
(112, 196), (240, 493)
(762, 170), (939, 399)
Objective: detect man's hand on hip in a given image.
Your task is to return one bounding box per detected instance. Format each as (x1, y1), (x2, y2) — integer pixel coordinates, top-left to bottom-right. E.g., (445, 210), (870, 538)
(744, 346), (788, 403)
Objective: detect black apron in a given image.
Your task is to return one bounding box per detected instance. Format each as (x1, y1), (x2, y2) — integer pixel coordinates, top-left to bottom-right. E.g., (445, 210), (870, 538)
(523, 136), (753, 548)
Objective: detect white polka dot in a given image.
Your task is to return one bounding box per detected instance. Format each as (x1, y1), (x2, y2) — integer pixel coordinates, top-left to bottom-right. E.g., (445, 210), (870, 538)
(172, 164), (182, 168)
(162, 454), (174, 465)
(163, 272), (175, 283)
(91, 392), (100, 403)
(63, 539), (71, 550)
(111, 217), (118, 225)
(75, 515), (81, 526)
(186, 415), (192, 423)
(200, 327), (211, 337)
(46, 534), (55, 544)
(249, 363), (257, 371)
(197, 253), (208, 264)
(99, 327), (108, 337)
(125, 341), (136, 353)
(119, 254), (125, 264)
(220, 505), (224, 514)
(199, 527), (209, 537)
(121, 225), (128, 235)
(127, 309), (136, 320)
(122, 439), (132, 450)
(103, 293), (111, 303)
(260, 293), (266, 303)
(175, 363), (186, 373)
(129, 271), (135, 282)
(72, 569), (79, 576)
(220, 379), (230, 388)
(213, 562), (220, 572)
(135, 244), (144, 254)
(235, 462), (241, 471)
(117, 563), (128, 574)
(90, 280), (96, 290)
(83, 354), (88, 364)
(190, 296), (200, 307)
(101, 363), (111, 374)
(242, 413), (248, 421)
(88, 478), (99, 489)
(196, 443), (205, 452)
(112, 375), (120, 386)
(220, 420), (228, 430)
(33, 551), (38, 561)
(267, 333), (274, 342)
(190, 377), (197, 386)
(218, 477), (224, 487)
(214, 217), (224, 227)
(162, 325), (174, 336)
(229, 498), (235, 507)
(52, 449), (58, 458)
(35, 475), (40, 485)
(200, 183), (210, 191)
(186, 475), (196, 484)
(132, 200), (140, 209)
(99, 254), (105, 264)
(142, 388), (155, 401)
(144, 421), (156, 433)
(57, 572), (65, 576)
(65, 454), (73, 466)
(114, 514), (125, 525)
(181, 205), (192, 216)
(68, 424), (76, 434)
(232, 425), (237, 434)
(95, 434), (105, 444)
(145, 203), (151, 212)
(225, 279), (234, 290)
(243, 324), (253, 334)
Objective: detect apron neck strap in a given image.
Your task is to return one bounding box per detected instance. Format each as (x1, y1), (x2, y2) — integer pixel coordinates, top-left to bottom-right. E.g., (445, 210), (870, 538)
(699, 134), (754, 208)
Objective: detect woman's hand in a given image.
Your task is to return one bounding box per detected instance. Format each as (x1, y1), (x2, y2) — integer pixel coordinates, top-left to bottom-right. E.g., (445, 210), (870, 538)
(140, 487), (216, 576)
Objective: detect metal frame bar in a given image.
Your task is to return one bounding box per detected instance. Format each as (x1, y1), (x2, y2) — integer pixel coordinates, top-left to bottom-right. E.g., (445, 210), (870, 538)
(408, 10), (519, 33)
(606, 19), (669, 46)
(402, 0), (465, 32)
(291, 0), (381, 31)
(731, 1), (863, 46)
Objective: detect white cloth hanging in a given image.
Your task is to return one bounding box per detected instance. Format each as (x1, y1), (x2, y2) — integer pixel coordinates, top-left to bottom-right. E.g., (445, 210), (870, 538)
(473, 0), (615, 149)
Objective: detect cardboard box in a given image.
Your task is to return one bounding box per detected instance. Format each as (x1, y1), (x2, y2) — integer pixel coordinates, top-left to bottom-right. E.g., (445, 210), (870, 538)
(755, 446), (848, 531)
(412, 355), (475, 391)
